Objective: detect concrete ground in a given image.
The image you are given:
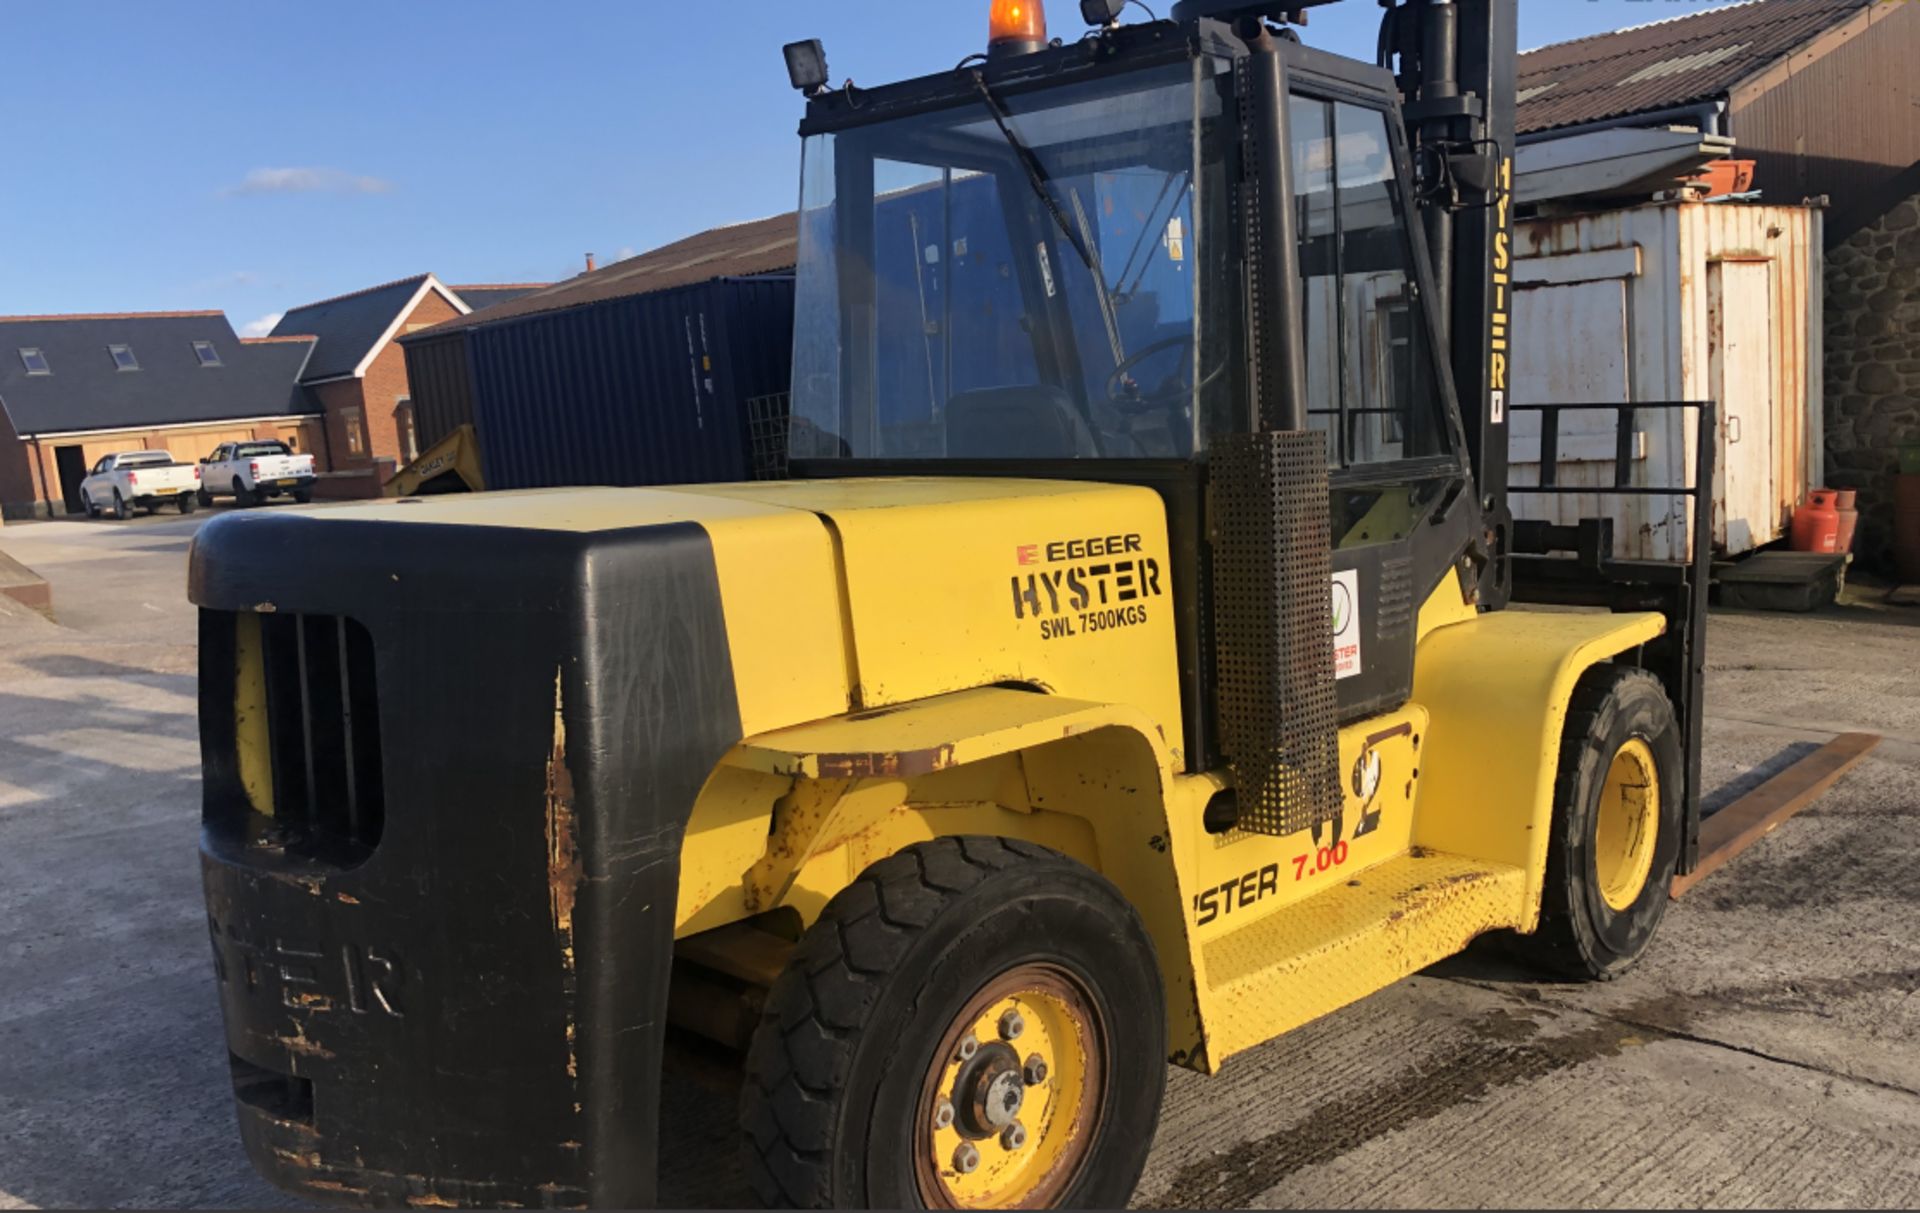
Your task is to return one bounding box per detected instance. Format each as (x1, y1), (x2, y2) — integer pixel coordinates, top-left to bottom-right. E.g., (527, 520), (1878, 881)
(0, 510), (1916, 1210)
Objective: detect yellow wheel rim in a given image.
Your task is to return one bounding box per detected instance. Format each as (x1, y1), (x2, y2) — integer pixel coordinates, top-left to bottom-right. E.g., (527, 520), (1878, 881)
(914, 964), (1103, 1209)
(1595, 737), (1660, 911)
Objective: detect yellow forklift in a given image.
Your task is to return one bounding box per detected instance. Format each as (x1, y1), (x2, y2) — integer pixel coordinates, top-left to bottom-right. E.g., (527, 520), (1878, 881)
(191, 0), (1713, 1206)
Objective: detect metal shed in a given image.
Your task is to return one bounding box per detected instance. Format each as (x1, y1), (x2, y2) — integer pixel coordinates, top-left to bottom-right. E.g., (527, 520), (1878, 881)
(461, 276), (794, 492)
(398, 215), (799, 484)
(1509, 199), (1822, 560)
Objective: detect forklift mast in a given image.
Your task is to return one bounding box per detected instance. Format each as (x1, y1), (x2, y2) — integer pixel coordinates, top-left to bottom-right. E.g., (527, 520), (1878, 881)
(1387, 0), (1520, 609)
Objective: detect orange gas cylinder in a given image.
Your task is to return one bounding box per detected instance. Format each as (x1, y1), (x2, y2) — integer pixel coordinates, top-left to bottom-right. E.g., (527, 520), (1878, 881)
(1791, 489), (1841, 554)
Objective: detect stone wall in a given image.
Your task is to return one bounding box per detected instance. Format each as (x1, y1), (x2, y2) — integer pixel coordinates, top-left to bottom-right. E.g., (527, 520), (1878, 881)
(1825, 193), (1920, 573)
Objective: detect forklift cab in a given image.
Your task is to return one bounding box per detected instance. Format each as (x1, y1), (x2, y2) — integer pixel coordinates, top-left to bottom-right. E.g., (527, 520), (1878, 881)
(788, 12), (1482, 760)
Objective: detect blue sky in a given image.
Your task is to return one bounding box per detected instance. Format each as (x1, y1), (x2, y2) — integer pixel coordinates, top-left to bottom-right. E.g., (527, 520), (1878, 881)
(1, 0), (1745, 335)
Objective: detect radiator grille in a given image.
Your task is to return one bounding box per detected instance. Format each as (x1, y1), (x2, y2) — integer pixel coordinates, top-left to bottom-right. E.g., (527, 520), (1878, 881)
(257, 613), (384, 859)
(1208, 430), (1342, 838)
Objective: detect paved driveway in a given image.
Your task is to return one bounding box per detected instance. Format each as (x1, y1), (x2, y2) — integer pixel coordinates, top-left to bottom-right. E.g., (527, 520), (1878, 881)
(1, 514), (1916, 1209)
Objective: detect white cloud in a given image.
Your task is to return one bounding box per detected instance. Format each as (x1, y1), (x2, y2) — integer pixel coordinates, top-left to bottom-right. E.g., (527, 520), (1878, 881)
(613, 246), (638, 262)
(240, 313), (284, 338)
(223, 167), (393, 197)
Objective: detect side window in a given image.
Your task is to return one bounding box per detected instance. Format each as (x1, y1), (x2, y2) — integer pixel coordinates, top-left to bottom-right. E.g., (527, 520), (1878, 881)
(92, 457), (111, 475)
(1289, 96), (1442, 472)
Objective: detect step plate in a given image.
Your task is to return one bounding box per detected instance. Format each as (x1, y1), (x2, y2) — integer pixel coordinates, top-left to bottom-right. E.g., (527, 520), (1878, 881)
(1199, 850), (1527, 1064)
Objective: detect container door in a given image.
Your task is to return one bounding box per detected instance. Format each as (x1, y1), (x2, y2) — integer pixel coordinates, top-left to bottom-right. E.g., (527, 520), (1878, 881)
(1508, 273), (1632, 548)
(1709, 260), (1776, 555)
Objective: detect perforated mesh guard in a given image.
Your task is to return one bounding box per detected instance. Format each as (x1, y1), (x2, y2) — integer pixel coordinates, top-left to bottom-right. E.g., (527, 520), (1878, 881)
(1209, 429), (1342, 837)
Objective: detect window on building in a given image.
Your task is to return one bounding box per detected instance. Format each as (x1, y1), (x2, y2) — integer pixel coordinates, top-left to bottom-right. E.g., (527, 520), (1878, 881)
(192, 341), (223, 367)
(395, 396), (418, 463)
(108, 344), (140, 372)
(342, 405), (367, 457)
(18, 347), (50, 375)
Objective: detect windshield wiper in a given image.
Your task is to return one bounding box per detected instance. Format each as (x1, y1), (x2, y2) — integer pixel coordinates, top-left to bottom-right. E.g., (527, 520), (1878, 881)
(967, 71), (1099, 274)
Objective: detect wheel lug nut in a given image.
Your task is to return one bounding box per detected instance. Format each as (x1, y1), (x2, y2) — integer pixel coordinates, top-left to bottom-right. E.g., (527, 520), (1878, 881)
(1023, 1054), (1048, 1085)
(956, 1036), (979, 1063)
(931, 1098), (955, 1131)
(998, 1008), (1025, 1040)
(953, 1142), (980, 1174)
(1002, 1121), (1028, 1151)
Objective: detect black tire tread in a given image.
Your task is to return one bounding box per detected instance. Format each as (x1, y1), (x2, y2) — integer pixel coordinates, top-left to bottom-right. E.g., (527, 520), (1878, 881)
(741, 836), (1036, 1209)
(1516, 664), (1668, 981)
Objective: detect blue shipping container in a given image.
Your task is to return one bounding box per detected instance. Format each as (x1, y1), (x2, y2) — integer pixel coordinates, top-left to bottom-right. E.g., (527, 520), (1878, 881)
(468, 275), (795, 491)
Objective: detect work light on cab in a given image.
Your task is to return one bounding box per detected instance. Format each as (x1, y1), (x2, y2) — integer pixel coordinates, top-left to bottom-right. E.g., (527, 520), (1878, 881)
(989, 0), (1048, 56)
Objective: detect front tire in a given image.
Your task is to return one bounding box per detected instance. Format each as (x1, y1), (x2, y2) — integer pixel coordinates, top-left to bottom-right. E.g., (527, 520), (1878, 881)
(741, 837), (1166, 1210)
(1515, 666), (1682, 981)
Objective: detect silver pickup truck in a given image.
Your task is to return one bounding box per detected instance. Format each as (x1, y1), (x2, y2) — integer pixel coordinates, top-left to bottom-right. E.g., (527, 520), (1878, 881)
(198, 440), (317, 507)
(79, 450), (203, 519)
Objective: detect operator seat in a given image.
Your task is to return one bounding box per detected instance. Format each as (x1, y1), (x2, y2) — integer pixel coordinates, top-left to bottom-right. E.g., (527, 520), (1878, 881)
(945, 385), (1101, 458)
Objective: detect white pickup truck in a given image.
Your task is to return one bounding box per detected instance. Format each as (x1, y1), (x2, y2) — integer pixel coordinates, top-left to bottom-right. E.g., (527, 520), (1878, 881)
(198, 440), (317, 507)
(79, 451), (204, 519)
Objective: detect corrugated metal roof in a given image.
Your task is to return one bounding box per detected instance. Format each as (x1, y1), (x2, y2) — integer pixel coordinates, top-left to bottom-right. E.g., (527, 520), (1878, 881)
(1518, 0), (1869, 134)
(403, 213), (798, 341)
(450, 284), (550, 312)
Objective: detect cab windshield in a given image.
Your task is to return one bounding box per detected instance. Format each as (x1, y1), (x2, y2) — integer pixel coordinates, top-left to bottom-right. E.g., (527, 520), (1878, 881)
(790, 58), (1235, 461)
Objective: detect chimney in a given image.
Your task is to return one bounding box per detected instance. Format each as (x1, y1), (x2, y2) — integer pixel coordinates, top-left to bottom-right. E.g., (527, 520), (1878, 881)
(584, 252), (597, 274)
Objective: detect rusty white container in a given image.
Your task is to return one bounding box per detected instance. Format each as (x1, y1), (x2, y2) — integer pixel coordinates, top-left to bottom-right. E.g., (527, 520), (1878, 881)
(1508, 199), (1822, 560)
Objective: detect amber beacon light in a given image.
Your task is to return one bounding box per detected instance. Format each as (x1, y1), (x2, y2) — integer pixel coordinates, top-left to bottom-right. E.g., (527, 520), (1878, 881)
(989, 0), (1049, 56)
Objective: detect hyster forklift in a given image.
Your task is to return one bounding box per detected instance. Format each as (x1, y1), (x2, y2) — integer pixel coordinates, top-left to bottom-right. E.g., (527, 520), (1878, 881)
(192, 0), (1714, 1207)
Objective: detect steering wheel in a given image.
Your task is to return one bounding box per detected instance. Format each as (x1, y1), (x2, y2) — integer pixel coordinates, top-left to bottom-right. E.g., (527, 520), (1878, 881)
(1104, 334), (1197, 412)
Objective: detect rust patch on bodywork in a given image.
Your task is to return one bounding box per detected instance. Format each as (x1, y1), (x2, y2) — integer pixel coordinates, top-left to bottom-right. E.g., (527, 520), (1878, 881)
(275, 1022), (334, 1060)
(546, 674), (582, 943)
(812, 743), (956, 780)
(545, 671), (583, 1085)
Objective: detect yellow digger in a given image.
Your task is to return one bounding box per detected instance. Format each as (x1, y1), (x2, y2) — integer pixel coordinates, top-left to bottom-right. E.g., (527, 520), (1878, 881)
(383, 424), (484, 498)
(191, 0), (1713, 1207)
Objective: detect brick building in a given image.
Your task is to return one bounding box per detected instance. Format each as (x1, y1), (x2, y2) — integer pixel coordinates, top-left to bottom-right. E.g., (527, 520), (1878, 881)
(270, 276), (545, 491)
(0, 311), (321, 519)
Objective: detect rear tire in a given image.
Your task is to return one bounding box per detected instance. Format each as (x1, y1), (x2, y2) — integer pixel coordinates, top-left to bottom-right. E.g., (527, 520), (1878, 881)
(178, 493), (199, 515)
(232, 477), (255, 508)
(1512, 666), (1682, 981)
(82, 491), (99, 519)
(292, 488), (313, 505)
(112, 490), (131, 521)
(741, 836), (1166, 1210)
(197, 489), (215, 508)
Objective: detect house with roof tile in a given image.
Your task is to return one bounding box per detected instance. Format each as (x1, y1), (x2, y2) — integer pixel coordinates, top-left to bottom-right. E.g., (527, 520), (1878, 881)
(0, 312), (322, 519)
